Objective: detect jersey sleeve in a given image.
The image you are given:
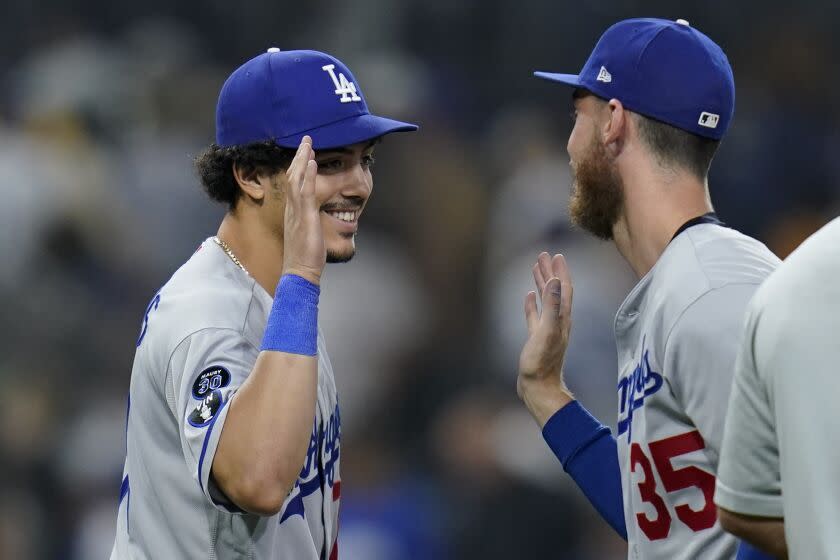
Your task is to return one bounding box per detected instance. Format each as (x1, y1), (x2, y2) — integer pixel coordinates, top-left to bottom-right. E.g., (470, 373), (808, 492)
(167, 327), (260, 512)
(765, 303), (840, 555)
(662, 283), (760, 462)
(713, 302), (783, 517)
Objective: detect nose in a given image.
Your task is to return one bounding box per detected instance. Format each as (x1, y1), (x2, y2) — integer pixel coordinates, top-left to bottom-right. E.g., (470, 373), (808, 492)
(340, 161), (373, 199)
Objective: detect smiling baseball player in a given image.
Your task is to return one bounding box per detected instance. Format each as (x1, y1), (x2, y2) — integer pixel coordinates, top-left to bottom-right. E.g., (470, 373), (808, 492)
(516, 18), (780, 560)
(110, 49), (416, 559)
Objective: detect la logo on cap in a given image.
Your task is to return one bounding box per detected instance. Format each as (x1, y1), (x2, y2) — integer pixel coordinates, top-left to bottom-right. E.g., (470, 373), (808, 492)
(322, 64), (362, 103)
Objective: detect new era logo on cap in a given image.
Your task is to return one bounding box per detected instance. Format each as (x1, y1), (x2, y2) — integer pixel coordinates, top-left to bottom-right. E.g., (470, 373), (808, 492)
(597, 66), (612, 83)
(698, 112), (720, 129)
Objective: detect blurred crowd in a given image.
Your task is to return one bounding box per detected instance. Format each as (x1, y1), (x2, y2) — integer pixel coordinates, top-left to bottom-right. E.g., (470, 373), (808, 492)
(2, 1), (839, 558)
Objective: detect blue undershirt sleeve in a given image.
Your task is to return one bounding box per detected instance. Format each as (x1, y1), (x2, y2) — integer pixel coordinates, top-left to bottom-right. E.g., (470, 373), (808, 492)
(736, 541), (775, 560)
(542, 400), (627, 540)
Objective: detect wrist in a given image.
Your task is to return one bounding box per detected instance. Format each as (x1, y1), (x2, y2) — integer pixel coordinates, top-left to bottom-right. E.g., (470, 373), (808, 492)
(283, 266), (321, 286)
(261, 274), (320, 355)
(519, 376), (575, 428)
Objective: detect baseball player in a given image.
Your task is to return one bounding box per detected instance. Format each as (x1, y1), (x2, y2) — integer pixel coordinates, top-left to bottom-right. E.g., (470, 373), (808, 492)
(715, 217), (840, 559)
(110, 49), (416, 559)
(516, 18), (780, 559)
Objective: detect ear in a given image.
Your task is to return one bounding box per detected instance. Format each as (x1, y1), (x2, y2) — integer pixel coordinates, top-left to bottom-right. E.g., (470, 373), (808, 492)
(232, 162), (271, 202)
(603, 98), (627, 156)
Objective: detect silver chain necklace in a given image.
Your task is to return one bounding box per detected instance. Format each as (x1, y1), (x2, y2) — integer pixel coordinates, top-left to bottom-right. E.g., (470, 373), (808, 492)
(211, 236), (249, 275)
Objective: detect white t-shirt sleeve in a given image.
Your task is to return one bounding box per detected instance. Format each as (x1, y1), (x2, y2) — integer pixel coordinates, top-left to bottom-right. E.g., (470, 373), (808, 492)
(663, 284), (759, 462)
(713, 303), (783, 517)
(167, 327), (259, 512)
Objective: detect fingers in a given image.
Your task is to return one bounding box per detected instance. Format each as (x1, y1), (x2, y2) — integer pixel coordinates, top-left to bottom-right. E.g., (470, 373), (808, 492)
(537, 252), (552, 293)
(301, 159), (318, 210)
(551, 253), (570, 285)
(524, 291), (538, 334)
(541, 277), (563, 319)
(285, 136), (314, 199)
(551, 254), (574, 315)
(532, 263), (546, 296)
(532, 253), (571, 320)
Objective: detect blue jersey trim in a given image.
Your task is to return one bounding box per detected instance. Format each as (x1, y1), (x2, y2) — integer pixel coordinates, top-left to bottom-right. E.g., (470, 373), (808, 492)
(119, 475), (130, 503)
(543, 401), (627, 539)
(197, 396), (231, 493)
(136, 293), (161, 347)
(119, 475), (131, 533)
(280, 475), (321, 523)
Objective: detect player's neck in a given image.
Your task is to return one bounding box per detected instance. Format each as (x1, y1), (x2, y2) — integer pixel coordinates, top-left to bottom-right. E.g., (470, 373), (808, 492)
(217, 211), (285, 296)
(612, 163), (713, 279)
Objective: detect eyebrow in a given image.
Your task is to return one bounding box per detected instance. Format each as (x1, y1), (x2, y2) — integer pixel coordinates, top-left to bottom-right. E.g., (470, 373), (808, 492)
(316, 139), (379, 156)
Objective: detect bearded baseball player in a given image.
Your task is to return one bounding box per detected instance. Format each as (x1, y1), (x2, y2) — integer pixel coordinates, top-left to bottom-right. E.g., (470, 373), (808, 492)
(110, 49), (416, 559)
(516, 18), (779, 559)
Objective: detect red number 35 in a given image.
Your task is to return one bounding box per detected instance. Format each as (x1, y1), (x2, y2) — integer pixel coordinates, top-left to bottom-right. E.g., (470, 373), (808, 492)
(629, 430), (717, 540)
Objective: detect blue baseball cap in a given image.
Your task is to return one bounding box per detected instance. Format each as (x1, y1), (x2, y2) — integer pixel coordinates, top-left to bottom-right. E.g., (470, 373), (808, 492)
(216, 48), (418, 149)
(535, 18), (735, 140)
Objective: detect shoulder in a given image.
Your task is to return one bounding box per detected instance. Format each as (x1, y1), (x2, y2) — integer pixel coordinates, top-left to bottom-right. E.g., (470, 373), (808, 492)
(752, 217), (840, 307)
(634, 225), (777, 355)
(138, 240), (271, 362)
(681, 225), (781, 289)
(653, 225), (780, 322)
(747, 217), (840, 339)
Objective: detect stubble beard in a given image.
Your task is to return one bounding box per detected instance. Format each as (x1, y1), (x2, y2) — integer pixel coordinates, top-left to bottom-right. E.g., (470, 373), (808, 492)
(326, 234), (356, 263)
(568, 134), (625, 241)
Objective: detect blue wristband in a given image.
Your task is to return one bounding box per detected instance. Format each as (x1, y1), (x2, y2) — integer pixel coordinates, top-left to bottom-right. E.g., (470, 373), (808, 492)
(260, 274), (320, 356)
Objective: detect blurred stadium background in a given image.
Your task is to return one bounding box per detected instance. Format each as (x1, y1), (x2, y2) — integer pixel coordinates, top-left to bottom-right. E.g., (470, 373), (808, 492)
(1, 0), (838, 558)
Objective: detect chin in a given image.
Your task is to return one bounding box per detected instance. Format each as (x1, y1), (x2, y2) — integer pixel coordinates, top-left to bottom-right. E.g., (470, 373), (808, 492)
(326, 235), (356, 264)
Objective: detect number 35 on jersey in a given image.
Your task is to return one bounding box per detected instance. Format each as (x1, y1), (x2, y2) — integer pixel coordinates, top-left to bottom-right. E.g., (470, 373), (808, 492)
(630, 430), (717, 540)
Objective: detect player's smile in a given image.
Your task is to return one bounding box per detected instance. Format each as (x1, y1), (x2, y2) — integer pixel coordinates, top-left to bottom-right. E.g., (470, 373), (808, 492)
(321, 206), (361, 234)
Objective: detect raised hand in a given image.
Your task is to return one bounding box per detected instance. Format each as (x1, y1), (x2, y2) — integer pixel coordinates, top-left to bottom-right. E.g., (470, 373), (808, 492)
(517, 252), (576, 426)
(281, 136), (326, 285)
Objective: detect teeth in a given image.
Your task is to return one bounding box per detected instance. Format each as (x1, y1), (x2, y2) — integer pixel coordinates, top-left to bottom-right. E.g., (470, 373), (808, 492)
(328, 211), (355, 222)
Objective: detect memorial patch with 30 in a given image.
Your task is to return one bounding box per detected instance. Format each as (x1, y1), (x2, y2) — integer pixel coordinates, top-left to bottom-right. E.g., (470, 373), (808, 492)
(189, 390), (224, 427)
(192, 365), (231, 399)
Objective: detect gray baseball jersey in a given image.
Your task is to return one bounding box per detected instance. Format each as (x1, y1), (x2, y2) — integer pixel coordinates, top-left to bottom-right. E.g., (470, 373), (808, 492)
(614, 223), (779, 560)
(110, 238), (341, 560)
(715, 217), (840, 559)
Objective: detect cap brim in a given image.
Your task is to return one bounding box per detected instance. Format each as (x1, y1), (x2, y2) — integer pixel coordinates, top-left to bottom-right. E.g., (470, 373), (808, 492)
(275, 113), (418, 150)
(533, 71), (583, 88)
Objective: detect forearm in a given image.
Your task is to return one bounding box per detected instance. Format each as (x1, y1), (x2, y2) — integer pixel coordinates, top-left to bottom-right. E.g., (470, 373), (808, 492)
(719, 508), (787, 559)
(213, 351), (318, 514)
(542, 399), (627, 539)
(212, 273), (321, 515)
(517, 254), (626, 534)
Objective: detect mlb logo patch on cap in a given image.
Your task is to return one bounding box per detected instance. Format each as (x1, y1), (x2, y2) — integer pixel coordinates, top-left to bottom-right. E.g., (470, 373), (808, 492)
(698, 112), (720, 129)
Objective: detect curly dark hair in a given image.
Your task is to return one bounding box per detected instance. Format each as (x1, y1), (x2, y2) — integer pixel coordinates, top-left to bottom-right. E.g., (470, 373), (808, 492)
(194, 141), (296, 210)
